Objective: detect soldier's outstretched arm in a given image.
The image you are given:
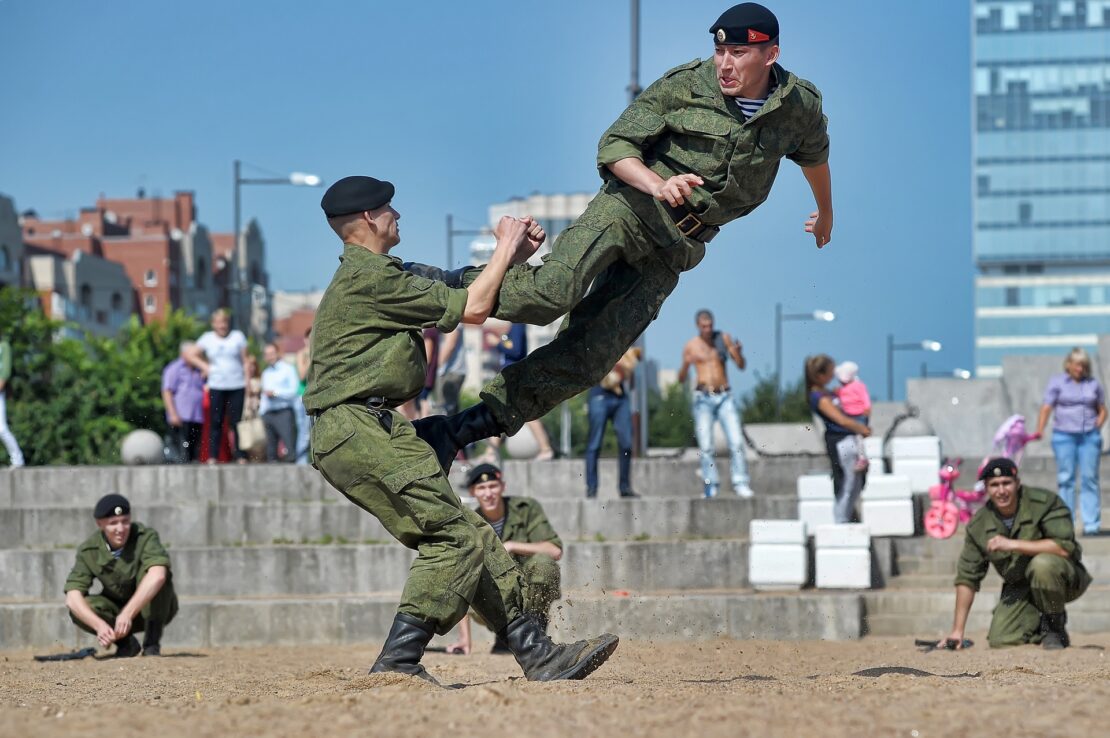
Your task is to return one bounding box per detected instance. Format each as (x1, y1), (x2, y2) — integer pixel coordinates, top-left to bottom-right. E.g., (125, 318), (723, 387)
(802, 163), (833, 248)
(402, 261), (474, 289)
(461, 218), (535, 324)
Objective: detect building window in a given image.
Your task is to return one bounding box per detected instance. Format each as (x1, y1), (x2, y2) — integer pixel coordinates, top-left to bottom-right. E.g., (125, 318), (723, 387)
(1005, 287), (1020, 307)
(144, 269), (158, 287)
(144, 295), (156, 313)
(196, 258), (206, 289)
(0, 245), (9, 270)
(1018, 202), (1032, 224)
(96, 310), (107, 325)
(79, 284), (92, 308)
(111, 292), (123, 311)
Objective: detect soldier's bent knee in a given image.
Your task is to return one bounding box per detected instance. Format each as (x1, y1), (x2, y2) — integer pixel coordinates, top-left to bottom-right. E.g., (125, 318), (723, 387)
(1027, 553), (1063, 584)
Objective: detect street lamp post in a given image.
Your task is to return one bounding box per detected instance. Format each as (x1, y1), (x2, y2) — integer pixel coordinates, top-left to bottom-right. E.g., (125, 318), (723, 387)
(232, 160), (323, 332)
(774, 302), (835, 418)
(886, 334), (942, 401)
(920, 363), (972, 380)
(445, 214), (491, 271)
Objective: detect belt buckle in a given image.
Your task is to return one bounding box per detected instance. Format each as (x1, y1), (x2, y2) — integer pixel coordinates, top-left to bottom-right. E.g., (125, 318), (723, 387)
(675, 212), (703, 238)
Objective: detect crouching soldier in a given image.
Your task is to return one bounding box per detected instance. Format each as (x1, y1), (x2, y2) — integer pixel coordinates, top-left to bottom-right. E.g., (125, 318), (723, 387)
(449, 464), (563, 655)
(943, 458), (1092, 649)
(64, 494), (178, 657)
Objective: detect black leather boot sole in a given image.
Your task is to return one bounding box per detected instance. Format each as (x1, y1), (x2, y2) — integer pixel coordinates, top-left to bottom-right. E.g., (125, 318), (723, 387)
(547, 634), (620, 681)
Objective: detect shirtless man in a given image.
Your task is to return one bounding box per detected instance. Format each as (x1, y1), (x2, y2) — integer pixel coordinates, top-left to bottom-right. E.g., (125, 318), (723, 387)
(678, 309), (752, 498)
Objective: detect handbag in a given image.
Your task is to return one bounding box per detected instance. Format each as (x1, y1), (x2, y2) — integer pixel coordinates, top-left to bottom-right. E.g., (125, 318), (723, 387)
(236, 416), (266, 451)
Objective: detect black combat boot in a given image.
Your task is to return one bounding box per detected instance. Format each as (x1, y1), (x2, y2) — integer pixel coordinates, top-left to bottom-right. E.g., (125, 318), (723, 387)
(1040, 611), (1070, 650)
(369, 613), (441, 685)
(113, 634), (141, 658)
(413, 403), (504, 473)
(142, 621), (163, 656)
(501, 615), (619, 681)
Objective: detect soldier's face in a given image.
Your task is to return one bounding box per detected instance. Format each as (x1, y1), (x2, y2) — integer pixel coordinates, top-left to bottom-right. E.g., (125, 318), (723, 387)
(713, 43), (779, 97)
(96, 514), (132, 550)
(470, 480), (506, 514)
(366, 205), (401, 249)
(986, 475), (1019, 516)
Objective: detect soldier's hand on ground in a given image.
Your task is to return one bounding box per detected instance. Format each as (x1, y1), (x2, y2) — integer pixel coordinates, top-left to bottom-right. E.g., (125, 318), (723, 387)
(94, 620), (116, 648)
(113, 611), (134, 640)
(938, 630), (965, 650)
(986, 535), (1014, 553)
(652, 174), (704, 207)
(804, 210), (832, 248)
(445, 640), (471, 655)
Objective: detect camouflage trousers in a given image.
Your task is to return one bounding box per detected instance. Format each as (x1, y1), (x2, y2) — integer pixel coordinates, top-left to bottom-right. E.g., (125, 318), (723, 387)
(311, 403), (523, 635)
(988, 553), (1092, 647)
(466, 183), (706, 434)
(70, 578), (178, 636)
(472, 553), (561, 631)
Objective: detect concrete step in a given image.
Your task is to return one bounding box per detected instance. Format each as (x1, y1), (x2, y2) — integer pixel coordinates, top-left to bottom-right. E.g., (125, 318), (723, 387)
(2, 590), (864, 651)
(0, 497), (796, 549)
(0, 539), (751, 601)
(864, 587), (1110, 616)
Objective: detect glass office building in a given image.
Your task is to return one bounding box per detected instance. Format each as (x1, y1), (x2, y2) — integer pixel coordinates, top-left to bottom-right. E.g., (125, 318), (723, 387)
(973, 0), (1110, 376)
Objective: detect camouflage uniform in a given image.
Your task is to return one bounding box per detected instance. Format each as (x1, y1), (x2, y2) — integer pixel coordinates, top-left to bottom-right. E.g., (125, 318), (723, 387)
(955, 486), (1092, 647)
(467, 59), (829, 433)
(304, 245), (523, 635)
(63, 523), (178, 635)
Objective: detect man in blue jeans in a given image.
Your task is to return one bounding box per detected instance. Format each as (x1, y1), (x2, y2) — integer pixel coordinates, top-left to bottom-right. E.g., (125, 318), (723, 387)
(584, 348), (642, 499)
(678, 310), (753, 498)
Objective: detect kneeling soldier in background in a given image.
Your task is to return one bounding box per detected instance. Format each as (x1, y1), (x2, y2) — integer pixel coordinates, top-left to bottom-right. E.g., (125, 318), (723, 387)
(64, 494), (177, 657)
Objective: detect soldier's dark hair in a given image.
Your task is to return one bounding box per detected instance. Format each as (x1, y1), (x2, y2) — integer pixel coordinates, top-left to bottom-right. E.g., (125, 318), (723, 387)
(696, 309), (714, 323)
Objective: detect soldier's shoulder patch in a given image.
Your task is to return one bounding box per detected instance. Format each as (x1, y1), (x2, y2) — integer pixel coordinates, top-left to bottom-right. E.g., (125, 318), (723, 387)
(664, 58), (703, 78)
(791, 76), (824, 102)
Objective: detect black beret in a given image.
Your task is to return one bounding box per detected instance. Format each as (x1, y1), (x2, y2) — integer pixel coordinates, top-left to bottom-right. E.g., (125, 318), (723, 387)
(320, 175), (395, 218)
(979, 457), (1019, 482)
(94, 494), (130, 519)
(710, 3), (779, 45)
(464, 463), (502, 488)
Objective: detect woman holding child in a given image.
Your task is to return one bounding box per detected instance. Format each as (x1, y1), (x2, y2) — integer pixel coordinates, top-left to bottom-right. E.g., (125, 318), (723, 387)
(805, 355), (872, 523)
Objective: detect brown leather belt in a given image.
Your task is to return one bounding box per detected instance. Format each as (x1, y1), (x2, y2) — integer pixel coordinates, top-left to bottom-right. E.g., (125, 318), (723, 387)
(696, 384), (731, 394)
(664, 202), (720, 243)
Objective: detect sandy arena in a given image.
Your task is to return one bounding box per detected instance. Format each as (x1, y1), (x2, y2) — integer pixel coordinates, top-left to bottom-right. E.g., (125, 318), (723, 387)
(3, 636), (1108, 738)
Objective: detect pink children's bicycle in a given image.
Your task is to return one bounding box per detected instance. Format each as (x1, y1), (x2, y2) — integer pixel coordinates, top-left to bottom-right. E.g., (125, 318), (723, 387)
(924, 459), (986, 539)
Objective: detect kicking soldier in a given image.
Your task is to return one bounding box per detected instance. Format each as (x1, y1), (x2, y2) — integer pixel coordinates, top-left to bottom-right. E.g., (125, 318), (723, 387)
(63, 494), (177, 657)
(304, 176), (618, 685)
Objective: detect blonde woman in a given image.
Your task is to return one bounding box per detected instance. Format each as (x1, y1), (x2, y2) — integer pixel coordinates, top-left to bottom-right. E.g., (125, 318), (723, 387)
(1034, 347), (1107, 535)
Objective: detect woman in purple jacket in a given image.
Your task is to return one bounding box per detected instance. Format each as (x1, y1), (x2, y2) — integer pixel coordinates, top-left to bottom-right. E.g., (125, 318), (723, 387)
(1034, 347), (1107, 535)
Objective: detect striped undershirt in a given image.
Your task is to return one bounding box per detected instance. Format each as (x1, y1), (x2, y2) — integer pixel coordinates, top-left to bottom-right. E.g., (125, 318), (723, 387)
(490, 516), (506, 539)
(732, 85), (775, 120)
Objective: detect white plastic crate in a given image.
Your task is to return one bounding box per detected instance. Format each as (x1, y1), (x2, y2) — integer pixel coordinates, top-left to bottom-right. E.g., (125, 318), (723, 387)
(798, 499), (835, 534)
(814, 523), (871, 548)
(815, 548), (872, 589)
(750, 519), (807, 545)
(892, 457), (940, 493)
(749, 543), (808, 590)
(890, 436), (941, 460)
(862, 474), (913, 500)
(797, 474), (834, 500)
(861, 499), (916, 537)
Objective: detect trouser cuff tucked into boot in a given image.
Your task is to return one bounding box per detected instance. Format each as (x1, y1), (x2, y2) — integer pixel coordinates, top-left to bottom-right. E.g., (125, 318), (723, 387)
(501, 614), (619, 682)
(142, 621), (163, 656)
(1040, 611), (1070, 650)
(370, 613), (442, 685)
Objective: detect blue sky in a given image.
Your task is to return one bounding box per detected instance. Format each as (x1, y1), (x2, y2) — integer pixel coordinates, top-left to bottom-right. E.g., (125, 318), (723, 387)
(0, 0), (972, 399)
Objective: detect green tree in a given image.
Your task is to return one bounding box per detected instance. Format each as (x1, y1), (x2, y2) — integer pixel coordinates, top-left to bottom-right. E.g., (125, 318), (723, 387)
(647, 382), (694, 448)
(738, 372), (811, 424)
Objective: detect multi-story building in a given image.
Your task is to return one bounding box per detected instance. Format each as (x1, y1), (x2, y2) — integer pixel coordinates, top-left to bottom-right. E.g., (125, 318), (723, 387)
(0, 194), (24, 289)
(210, 219), (270, 338)
(973, 0), (1110, 376)
(25, 247), (133, 339)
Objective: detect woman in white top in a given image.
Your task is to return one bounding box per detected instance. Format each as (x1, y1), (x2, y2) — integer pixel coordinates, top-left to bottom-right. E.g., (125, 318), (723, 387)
(186, 309), (250, 463)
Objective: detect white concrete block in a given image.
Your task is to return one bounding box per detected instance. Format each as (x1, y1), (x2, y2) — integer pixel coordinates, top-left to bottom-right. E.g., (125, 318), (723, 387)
(816, 548), (872, 589)
(750, 519), (807, 545)
(861, 499), (916, 537)
(798, 499), (835, 534)
(861, 474), (913, 500)
(814, 523), (871, 549)
(863, 437), (884, 463)
(891, 436), (941, 460)
(749, 543), (808, 590)
(797, 474), (834, 500)
(893, 457), (940, 492)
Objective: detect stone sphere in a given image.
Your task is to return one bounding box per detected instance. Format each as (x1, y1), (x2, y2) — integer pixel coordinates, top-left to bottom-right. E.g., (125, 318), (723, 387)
(121, 429), (164, 465)
(504, 429), (540, 460)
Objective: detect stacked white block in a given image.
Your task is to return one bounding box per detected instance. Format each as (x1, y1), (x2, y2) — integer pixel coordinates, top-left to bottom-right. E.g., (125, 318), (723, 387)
(863, 436), (885, 471)
(748, 520), (808, 591)
(861, 474), (915, 537)
(815, 523), (872, 589)
(796, 474), (835, 534)
(891, 436), (941, 492)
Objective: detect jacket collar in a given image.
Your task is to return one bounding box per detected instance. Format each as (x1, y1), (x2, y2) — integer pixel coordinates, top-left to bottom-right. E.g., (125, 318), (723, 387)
(695, 60), (796, 123)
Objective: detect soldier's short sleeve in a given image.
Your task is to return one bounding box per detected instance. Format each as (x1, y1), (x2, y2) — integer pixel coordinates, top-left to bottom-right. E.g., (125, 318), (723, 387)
(64, 550), (95, 595)
(1039, 496), (1079, 557)
(138, 529), (172, 577)
(596, 73), (675, 172)
(525, 500), (563, 550)
(787, 85), (830, 168)
(953, 531), (989, 591)
(361, 267), (469, 333)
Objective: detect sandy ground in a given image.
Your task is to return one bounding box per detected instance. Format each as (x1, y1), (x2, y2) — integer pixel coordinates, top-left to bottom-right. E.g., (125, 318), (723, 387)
(3, 636), (1108, 738)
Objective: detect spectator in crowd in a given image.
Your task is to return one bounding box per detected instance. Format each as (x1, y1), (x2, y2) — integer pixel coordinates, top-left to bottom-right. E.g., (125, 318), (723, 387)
(419, 327), (441, 418)
(942, 457), (1091, 649)
(805, 354), (871, 523)
(835, 360), (872, 472)
(161, 341), (205, 462)
(294, 327), (312, 465)
(1033, 347), (1107, 536)
(584, 348), (642, 499)
(187, 309), (249, 464)
(240, 354), (265, 461)
(0, 335), (25, 468)
(448, 463), (563, 655)
(64, 494), (177, 657)
(678, 309), (752, 498)
(260, 342), (300, 462)
(481, 323), (555, 463)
